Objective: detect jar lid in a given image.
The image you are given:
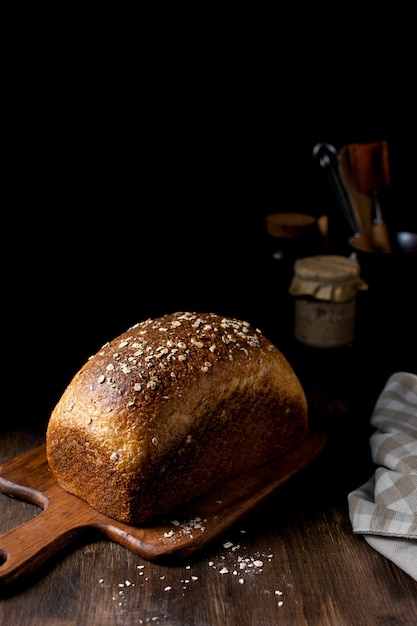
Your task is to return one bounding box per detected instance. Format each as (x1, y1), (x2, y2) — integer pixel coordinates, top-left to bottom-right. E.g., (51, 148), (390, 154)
(266, 213), (317, 240)
(289, 255), (368, 302)
(294, 255), (360, 281)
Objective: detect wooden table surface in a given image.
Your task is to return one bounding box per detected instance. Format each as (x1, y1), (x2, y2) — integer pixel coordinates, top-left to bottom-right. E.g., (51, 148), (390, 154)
(1, 333), (417, 625)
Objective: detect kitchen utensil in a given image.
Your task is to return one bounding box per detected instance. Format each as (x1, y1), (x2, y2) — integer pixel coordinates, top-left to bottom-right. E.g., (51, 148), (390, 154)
(350, 231), (417, 255)
(338, 145), (374, 246)
(397, 231), (417, 252)
(345, 141), (392, 253)
(0, 429), (327, 588)
(312, 143), (359, 235)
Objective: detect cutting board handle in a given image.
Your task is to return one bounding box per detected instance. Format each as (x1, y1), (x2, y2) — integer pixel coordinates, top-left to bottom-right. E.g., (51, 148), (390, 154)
(0, 484), (93, 587)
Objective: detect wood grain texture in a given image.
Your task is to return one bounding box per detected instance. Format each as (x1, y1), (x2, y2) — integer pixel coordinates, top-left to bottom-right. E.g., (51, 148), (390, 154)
(0, 430), (326, 587)
(1, 327), (417, 624)
(1, 428), (416, 625)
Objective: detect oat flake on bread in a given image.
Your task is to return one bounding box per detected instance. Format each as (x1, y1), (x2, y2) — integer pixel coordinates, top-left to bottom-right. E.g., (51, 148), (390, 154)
(46, 311), (308, 524)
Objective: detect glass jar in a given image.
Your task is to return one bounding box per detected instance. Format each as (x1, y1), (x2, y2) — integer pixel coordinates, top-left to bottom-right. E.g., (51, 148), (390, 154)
(289, 255), (367, 348)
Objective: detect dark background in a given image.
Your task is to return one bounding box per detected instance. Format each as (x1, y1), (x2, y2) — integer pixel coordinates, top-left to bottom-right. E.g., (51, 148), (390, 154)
(4, 4), (417, 427)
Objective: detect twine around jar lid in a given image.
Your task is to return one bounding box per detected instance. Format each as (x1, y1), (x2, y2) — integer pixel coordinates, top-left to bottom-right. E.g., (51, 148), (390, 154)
(289, 255), (368, 302)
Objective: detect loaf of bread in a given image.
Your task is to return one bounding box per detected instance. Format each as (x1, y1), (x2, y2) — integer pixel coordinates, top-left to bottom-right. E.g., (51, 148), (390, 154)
(46, 311), (308, 524)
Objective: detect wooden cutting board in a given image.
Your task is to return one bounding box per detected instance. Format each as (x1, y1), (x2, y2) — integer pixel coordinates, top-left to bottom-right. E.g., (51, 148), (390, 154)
(0, 429), (327, 587)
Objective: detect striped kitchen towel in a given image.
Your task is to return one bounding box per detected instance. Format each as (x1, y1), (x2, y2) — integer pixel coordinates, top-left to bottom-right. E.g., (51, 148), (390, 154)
(348, 371), (417, 581)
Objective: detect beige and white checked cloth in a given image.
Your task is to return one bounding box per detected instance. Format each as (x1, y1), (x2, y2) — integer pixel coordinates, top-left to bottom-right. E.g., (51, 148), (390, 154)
(348, 371), (417, 581)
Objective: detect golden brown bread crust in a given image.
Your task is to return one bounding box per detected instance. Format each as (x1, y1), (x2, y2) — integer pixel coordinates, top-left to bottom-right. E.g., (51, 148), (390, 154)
(46, 312), (308, 524)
